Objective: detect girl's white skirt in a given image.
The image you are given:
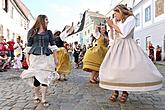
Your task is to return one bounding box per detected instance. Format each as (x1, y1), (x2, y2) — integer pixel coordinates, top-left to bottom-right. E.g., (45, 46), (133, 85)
(20, 54), (55, 86)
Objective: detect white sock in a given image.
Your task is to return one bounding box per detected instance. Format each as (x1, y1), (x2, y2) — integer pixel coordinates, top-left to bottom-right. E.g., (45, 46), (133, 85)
(41, 86), (47, 102)
(34, 86), (40, 99)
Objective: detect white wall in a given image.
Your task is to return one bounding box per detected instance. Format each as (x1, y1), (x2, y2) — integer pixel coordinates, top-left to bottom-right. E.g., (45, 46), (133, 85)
(134, 0), (165, 60)
(0, 0), (29, 42)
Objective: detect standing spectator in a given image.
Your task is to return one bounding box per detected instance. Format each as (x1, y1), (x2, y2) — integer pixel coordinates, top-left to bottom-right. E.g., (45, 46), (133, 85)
(78, 44), (86, 68)
(73, 41), (80, 69)
(82, 44), (87, 55)
(156, 45), (162, 61)
(148, 42), (155, 61)
(68, 43), (73, 63)
(7, 39), (15, 60)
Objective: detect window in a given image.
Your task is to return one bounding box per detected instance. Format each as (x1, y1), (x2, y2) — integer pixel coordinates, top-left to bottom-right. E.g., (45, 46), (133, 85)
(2, 0), (8, 12)
(136, 39), (140, 46)
(135, 13), (140, 27)
(10, 7), (14, 19)
(86, 21), (89, 25)
(20, 18), (23, 27)
(12, 33), (15, 39)
(7, 29), (9, 39)
(0, 25), (3, 35)
(145, 6), (151, 22)
(88, 30), (90, 34)
(24, 20), (27, 30)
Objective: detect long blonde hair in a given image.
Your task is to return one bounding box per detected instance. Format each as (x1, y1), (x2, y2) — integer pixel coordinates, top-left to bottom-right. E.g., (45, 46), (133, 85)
(113, 4), (133, 23)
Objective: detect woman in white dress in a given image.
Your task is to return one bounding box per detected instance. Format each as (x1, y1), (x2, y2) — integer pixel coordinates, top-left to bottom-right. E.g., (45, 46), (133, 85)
(99, 4), (163, 103)
(20, 15), (58, 107)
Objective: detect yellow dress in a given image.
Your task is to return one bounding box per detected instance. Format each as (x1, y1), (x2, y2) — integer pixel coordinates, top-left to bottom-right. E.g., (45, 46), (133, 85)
(56, 47), (71, 74)
(83, 35), (108, 72)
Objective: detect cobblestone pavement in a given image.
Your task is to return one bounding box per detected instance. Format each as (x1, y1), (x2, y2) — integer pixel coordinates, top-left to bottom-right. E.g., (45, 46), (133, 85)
(0, 64), (165, 110)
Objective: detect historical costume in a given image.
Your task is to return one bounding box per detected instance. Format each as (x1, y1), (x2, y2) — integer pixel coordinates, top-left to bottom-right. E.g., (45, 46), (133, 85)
(73, 43), (80, 69)
(149, 43), (155, 61)
(99, 16), (163, 92)
(21, 29), (58, 106)
(156, 45), (161, 61)
(83, 32), (108, 72)
(21, 29), (57, 85)
(54, 25), (74, 80)
(20, 15), (58, 107)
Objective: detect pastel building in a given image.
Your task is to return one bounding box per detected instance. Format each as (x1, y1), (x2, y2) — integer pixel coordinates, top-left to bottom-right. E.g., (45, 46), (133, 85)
(66, 10), (105, 45)
(0, 0), (34, 42)
(133, 0), (165, 60)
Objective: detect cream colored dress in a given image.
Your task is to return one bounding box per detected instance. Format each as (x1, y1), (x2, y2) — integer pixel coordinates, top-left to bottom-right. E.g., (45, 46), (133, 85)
(99, 16), (163, 91)
(20, 45), (58, 86)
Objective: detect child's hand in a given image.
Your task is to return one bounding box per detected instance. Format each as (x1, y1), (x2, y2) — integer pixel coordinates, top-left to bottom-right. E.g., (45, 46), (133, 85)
(95, 25), (100, 32)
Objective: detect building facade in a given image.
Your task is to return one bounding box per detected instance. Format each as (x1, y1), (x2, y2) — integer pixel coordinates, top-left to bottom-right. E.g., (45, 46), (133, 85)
(133, 0), (165, 61)
(105, 0), (134, 34)
(0, 0), (34, 42)
(66, 10), (105, 45)
(106, 0), (134, 18)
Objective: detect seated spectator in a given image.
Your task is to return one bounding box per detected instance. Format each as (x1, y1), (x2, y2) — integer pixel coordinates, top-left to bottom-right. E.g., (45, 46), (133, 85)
(0, 36), (8, 71)
(0, 55), (8, 72)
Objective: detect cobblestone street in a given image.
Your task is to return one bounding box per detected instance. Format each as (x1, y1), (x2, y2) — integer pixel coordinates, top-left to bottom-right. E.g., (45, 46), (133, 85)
(0, 64), (165, 110)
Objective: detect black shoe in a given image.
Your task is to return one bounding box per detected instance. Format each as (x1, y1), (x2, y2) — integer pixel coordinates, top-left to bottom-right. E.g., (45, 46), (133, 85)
(2, 69), (7, 72)
(0, 69), (4, 72)
(57, 78), (61, 81)
(63, 78), (68, 81)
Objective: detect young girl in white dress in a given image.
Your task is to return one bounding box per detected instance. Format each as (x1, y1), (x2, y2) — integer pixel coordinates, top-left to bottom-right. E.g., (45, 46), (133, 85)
(20, 15), (58, 107)
(99, 4), (163, 103)
(13, 37), (23, 71)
